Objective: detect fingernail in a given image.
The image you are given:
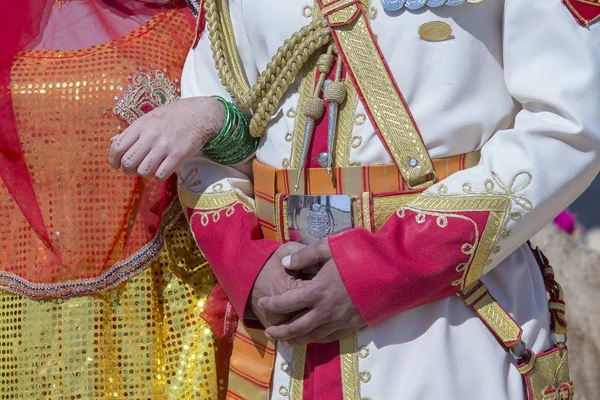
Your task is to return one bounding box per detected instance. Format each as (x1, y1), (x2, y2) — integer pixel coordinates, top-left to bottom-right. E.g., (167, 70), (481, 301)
(110, 135), (118, 143)
(282, 256), (291, 267)
(264, 332), (272, 339)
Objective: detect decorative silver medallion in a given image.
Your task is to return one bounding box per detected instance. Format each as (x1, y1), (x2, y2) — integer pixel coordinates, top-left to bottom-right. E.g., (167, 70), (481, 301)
(287, 195), (353, 244)
(307, 203), (332, 239)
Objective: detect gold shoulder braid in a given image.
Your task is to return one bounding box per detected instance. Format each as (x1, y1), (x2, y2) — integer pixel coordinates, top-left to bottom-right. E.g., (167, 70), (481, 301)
(204, 0), (332, 137)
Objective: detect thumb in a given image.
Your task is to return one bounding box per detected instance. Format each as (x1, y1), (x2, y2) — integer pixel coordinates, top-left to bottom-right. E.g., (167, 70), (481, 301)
(282, 240), (332, 271)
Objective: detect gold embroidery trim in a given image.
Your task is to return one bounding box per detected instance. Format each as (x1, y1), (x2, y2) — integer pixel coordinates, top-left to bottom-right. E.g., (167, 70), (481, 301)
(407, 194), (510, 288)
(322, 0), (358, 16)
(462, 283), (487, 306)
(372, 194), (419, 232)
(282, 196), (291, 242)
(472, 291), (522, 346)
(179, 188), (255, 212)
(361, 192), (372, 232)
(340, 333), (361, 400)
(289, 345), (307, 399)
(335, 79), (359, 167)
(189, 202), (253, 227)
(408, 171), (533, 286)
(327, 4), (360, 26)
(329, 9), (434, 187)
(400, 206), (481, 288)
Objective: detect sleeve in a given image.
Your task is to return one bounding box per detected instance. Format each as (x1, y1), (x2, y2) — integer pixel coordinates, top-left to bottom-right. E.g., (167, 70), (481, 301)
(328, 0), (600, 326)
(179, 1), (280, 320)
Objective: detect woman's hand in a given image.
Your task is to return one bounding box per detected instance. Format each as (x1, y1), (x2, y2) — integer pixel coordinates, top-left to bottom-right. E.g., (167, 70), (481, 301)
(109, 96), (224, 180)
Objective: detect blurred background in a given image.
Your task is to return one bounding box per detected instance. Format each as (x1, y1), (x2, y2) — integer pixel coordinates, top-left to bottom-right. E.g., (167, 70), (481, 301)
(571, 176), (600, 248)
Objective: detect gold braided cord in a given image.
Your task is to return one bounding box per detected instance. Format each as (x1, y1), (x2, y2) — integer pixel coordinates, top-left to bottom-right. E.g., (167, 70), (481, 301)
(249, 21), (330, 108)
(206, 0), (251, 104)
(205, 0), (332, 135)
(249, 27), (332, 137)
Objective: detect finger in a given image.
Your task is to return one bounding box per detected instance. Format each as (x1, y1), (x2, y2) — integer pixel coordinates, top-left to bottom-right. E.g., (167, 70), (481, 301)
(284, 325), (342, 346)
(264, 310), (322, 341)
(259, 286), (316, 315)
(120, 140), (151, 175)
(137, 148), (167, 179)
(313, 328), (356, 345)
(154, 155), (181, 181)
(282, 239), (332, 271)
(109, 127), (140, 170)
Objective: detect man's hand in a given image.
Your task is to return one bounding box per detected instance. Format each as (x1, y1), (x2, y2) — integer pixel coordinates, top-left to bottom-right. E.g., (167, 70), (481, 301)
(109, 96), (224, 180)
(249, 242), (306, 329)
(259, 239), (366, 345)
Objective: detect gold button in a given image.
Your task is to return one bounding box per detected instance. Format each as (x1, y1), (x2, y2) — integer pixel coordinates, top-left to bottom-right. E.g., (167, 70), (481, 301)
(418, 21), (453, 42)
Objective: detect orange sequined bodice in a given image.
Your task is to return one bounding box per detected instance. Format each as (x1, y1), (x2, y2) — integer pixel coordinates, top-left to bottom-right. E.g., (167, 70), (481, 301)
(1, 9), (195, 297)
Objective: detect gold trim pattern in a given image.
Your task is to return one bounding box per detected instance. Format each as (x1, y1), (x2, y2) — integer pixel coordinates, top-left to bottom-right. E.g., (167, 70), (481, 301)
(340, 333), (361, 400)
(275, 194), (284, 242)
(398, 206), (481, 288)
(190, 202), (253, 227)
(335, 79), (360, 167)
(282, 196), (291, 242)
(179, 188), (238, 210)
(289, 345), (307, 399)
(470, 291), (522, 346)
(361, 192), (372, 232)
(407, 194), (510, 288)
(405, 171), (533, 287)
(372, 194), (418, 232)
(329, 9), (435, 187)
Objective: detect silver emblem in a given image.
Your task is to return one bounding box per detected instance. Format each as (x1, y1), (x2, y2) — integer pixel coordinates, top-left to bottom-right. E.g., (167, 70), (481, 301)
(287, 195), (353, 244)
(307, 203), (332, 239)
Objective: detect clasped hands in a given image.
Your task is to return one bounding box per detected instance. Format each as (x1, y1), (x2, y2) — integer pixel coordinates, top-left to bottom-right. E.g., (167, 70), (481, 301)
(250, 240), (366, 346)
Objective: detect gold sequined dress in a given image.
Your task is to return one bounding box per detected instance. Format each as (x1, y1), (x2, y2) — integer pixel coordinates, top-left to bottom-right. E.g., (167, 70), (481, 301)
(0, 7), (225, 399)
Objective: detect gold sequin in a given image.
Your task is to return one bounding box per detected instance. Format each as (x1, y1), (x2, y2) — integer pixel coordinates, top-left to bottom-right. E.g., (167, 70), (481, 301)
(3, 10), (194, 293)
(0, 219), (225, 399)
(2, 10), (225, 399)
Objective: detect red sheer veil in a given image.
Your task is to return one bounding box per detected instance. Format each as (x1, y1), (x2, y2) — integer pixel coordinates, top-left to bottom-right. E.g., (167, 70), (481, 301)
(0, 0), (192, 296)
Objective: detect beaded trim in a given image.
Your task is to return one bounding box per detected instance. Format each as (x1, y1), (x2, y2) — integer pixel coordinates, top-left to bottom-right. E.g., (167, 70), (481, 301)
(0, 200), (182, 300)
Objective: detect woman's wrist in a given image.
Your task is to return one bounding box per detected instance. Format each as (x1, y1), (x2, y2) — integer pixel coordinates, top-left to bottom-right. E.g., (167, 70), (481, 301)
(203, 96), (259, 165)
